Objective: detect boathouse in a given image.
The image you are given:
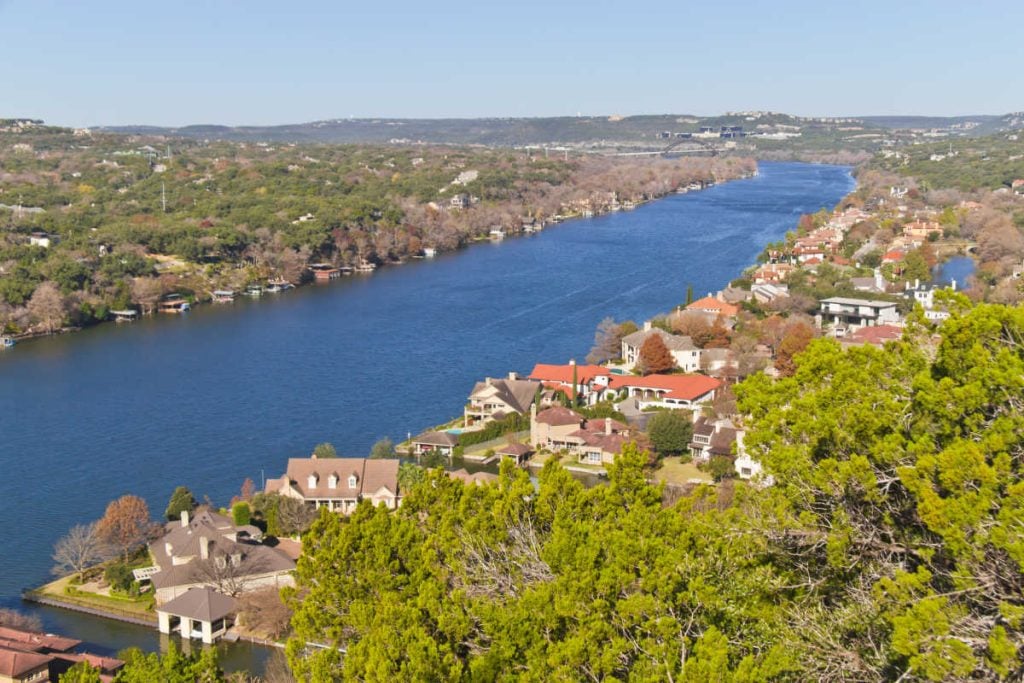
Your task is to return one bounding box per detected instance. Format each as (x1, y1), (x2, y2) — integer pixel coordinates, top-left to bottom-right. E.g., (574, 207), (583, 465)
(156, 587), (237, 644)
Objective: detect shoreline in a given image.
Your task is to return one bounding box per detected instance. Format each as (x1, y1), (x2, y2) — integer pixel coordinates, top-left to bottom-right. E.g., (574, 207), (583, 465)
(4, 168), (757, 348)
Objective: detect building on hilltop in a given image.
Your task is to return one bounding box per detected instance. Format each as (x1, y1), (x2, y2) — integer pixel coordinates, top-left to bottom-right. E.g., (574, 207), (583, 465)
(620, 323), (700, 372)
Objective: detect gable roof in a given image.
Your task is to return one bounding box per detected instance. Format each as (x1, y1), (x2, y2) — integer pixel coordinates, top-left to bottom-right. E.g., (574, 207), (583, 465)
(496, 443), (532, 456)
(412, 431), (459, 447)
(843, 324), (904, 347)
(157, 587), (237, 622)
(283, 457), (365, 498)
(362, 458), (401, 495)
(468, 377), (539, 414)
(535, 406), (584, 426)
(0, 646), (51, 678)
(620, 328), (697, 352)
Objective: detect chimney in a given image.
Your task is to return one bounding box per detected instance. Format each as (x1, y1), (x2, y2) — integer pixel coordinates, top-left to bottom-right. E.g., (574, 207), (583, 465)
(951, 278), (957, 291)
(485, 377), (492, 386)
(569, 358), (576, 366)
(180, 510), (189, 528)
(643, 321), (652, 332)
(508, 371), (518, 381)
(605, 418), (612, 435)
(200, 536), (210, 560)
(714, 420), (722, 434)
(914, 278), (920, 289)
(165, 542), (173, 557)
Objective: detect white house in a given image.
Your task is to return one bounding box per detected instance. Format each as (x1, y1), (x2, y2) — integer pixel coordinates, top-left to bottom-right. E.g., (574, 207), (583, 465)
(819, 297), (900, 331)
(620, 323), (701, 372)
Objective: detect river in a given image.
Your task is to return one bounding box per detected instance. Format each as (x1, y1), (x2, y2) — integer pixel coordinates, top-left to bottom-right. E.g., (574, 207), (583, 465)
(0, 161), (853, 671)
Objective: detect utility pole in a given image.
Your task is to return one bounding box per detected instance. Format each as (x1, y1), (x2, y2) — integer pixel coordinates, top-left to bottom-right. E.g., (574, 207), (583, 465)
(161, 182), (167, 213)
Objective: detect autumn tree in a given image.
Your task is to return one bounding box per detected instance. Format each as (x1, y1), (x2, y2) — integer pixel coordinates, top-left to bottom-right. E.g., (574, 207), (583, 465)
(52, 522), (110, 580)
(96, 494), (158, 560)
(774, 321), (815, 377)
(585, 317), (635, 364)
(637, 332), (675, 375)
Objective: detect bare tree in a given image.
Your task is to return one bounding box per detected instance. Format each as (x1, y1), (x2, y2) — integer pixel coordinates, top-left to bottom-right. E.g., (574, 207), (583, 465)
(0, 608), (43, 632)
(27, 281), (66, 333)
(52, 522), (111, 580)
(236, 587), (293, 640)
(192, 549), (270, 597)
(276, 497), (318, 536)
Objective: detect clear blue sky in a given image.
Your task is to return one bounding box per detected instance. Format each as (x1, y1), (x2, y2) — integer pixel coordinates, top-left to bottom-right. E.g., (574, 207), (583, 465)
(1, 0), (1021, 127)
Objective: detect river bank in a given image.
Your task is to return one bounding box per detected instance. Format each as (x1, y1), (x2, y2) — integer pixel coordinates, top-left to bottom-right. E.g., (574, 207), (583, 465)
(0, 161), (854, 667)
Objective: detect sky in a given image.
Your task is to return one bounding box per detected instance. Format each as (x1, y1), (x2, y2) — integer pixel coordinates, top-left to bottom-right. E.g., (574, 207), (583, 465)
(1, 0), (1022, 127)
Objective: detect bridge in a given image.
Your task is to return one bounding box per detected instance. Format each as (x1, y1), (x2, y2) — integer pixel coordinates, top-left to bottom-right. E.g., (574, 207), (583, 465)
(661, 137), (719, 157)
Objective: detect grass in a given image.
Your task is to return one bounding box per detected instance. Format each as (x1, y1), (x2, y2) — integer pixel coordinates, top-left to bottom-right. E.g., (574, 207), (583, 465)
(650, 458), (714, 486)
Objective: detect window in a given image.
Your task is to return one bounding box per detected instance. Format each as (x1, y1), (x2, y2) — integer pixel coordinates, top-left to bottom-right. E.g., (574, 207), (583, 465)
(741, 467), (752, 476)
(215, 556), (227, 569)
(586, 452), (601, 464)
(328, 474), (338, 489)
(348, 474), (358, 488)
(307, 474), (318, 489)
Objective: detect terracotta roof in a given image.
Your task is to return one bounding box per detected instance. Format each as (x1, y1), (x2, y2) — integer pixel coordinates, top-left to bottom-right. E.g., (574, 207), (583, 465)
(686, 296), (739, 316)
(611, 374), (722, 401)
(843, 324), (904, 347)
(0, 645), (51, 678)
(157, 587), (237, 622)
(529, 363), (607, 385)
(535, 406), (584, 426)
(0, 626), (80, 653)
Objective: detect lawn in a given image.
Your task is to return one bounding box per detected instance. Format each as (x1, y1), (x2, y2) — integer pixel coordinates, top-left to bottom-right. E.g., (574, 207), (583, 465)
(650, 458), (714, 486)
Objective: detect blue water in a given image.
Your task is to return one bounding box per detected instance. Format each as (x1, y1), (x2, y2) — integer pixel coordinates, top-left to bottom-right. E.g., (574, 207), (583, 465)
(933, 255), (976, 288)
(0, 161), (852, 656)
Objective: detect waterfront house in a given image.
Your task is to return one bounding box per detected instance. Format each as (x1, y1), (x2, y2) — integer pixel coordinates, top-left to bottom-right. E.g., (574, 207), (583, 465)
(464, 374), (540, 426)
(528, 362), (609, 404)
(610, 374), (721, 410)
(265, 457), (401, 513)
(447, 469), (500, 486)
(147, 510), (296, 604)
(309, 263), (341, 281)
(619, 324), (701, 373)
(529, 405), (586, 452)
(0, 626), (123, 682)
(685, 296), (740, 318)
(411, 431), (459, 457)
(528, 405), (630, 465)
(156, 587), (237, 645)
(211, 290), (235, 303)
(818, 297), (900, 332)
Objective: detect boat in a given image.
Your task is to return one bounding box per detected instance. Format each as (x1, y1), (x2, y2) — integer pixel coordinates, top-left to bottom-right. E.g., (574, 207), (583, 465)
(266, 279), (293, 293)
(110, 309), (139, 323)
(158, 294), (191, 313)
(212, 289), (235, 303)
(244, 285), (263, 297)
(1, 335), (15, 348)
(309, 264), (341, 281)
(355, 260), (376, 274)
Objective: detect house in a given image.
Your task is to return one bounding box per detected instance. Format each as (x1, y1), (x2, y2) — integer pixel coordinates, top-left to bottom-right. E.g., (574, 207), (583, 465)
(495, 442), (532, 465)
(0, 627), (123, 683)
(752, 263), (794, 284)
(902, 220), (941, 240)
(464, 374), (540, 426)
(819, 297), (900, 331)
(700, 348), (739, 380)
(685, 296), (740, 318)
(530, 405), (586, 452)
(28, 232), (58, 248)
(528, 362), (610, 404)
(264, 457), (401, 513)
(850, 269), (886, 294)
(620, 324), (701, 372)
(528, 406), (631, 465)
(411, 431), (459, 457)
(611, 374), (721, 410)
(450, 193), (470, 209)
(750, 283), (789, 304)
(146, 510), (296, 603)
(156, 587), (236, 644)
(688, 416), (739, 462)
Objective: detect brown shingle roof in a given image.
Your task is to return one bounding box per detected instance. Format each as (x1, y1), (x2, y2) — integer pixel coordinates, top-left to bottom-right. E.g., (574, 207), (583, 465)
(412, 431), (459, 448)
(362, 459), (400, 495)
(0, 626), (80, 653)
(0, 646), (51, 678)
(157, 588), (237, 622)
(535, 406), (584, 426)
(620, 328), (697, 352)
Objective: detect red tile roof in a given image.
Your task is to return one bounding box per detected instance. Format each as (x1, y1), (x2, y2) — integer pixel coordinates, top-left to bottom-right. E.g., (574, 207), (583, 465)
(529, 363), (607, 385)
(686, 297), (739, 317)
(611, 374), (722, 401)
(844, 324), (904, 347)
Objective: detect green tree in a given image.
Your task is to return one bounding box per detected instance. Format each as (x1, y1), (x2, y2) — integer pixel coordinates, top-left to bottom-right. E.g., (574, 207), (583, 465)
(232, 501), (251, 527)
(59, 661), (102, 682)
(646, 409), (693, 455)
(369, 437), (395, 459)
(164, 486), (196, 521)
(312, 442), (337, 458)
